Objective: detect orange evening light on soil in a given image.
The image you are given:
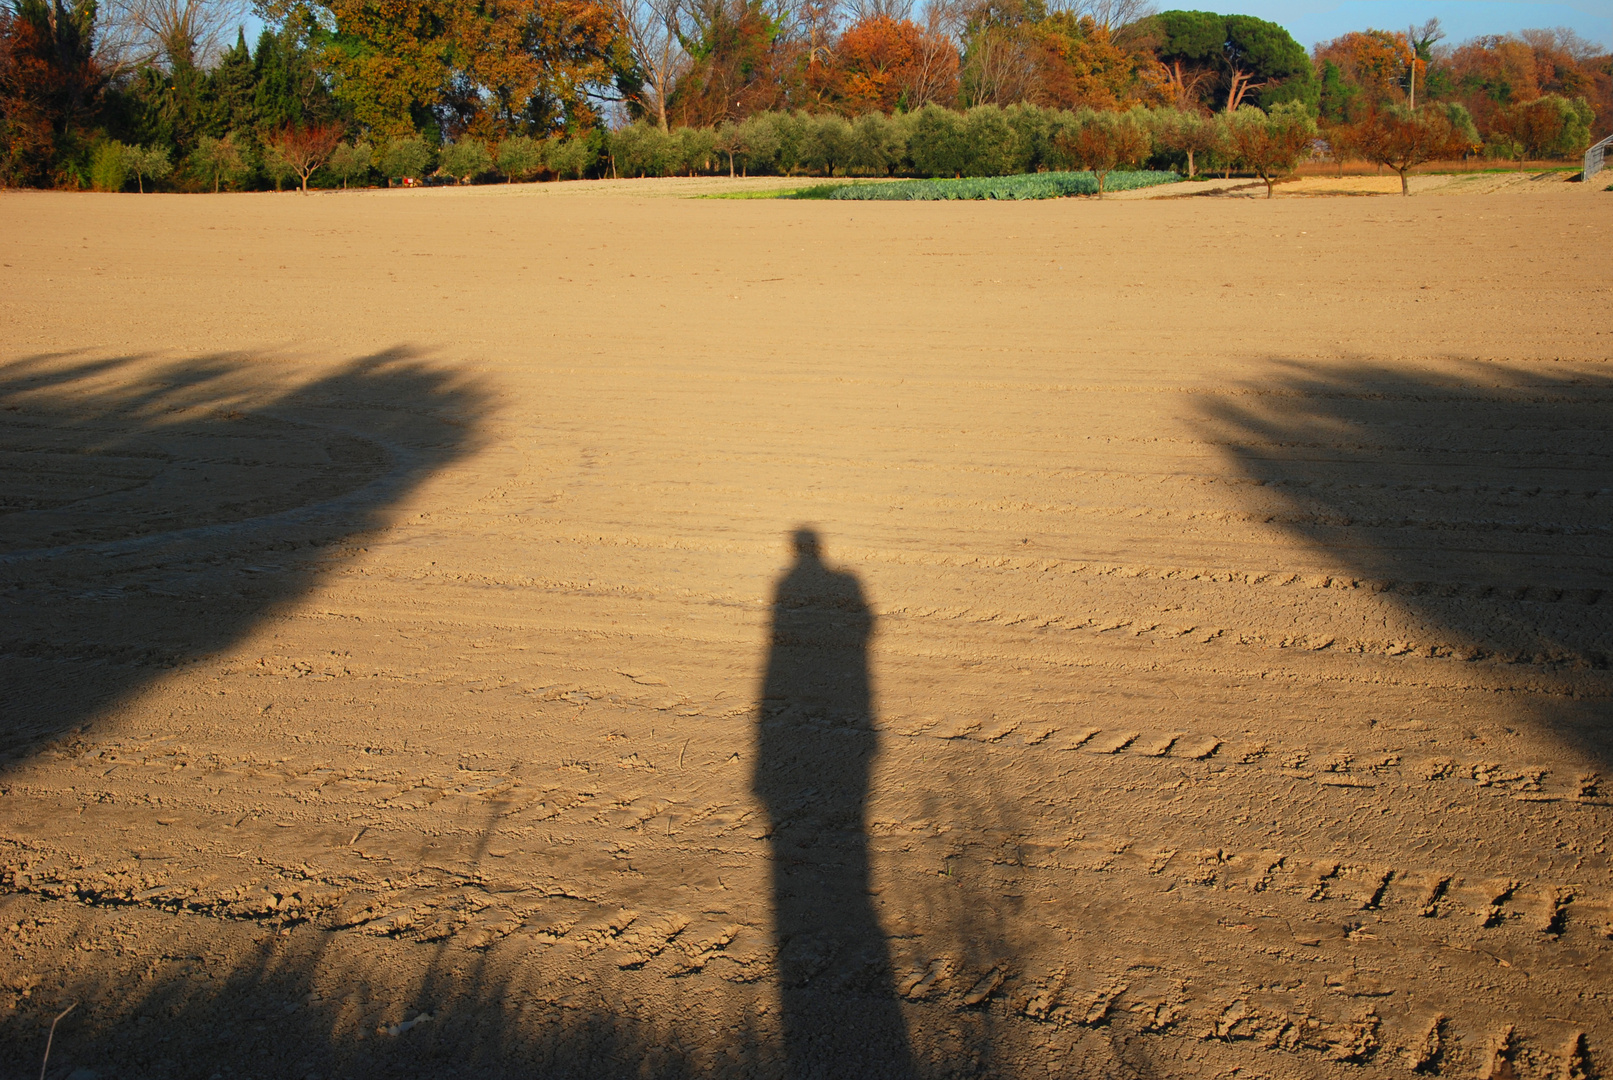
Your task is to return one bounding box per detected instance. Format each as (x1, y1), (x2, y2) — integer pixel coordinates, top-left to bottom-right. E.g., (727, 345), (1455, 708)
(2, 4), (1610, 1079)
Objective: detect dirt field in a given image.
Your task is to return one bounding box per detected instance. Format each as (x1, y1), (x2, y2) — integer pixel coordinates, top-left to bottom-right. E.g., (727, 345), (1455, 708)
(1, 178), (1610, 1080)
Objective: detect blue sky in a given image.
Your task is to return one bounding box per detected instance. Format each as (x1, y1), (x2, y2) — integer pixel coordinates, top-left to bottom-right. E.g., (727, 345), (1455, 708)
(1235, 1), (1610, 50)
(236, 1), (1613, 52)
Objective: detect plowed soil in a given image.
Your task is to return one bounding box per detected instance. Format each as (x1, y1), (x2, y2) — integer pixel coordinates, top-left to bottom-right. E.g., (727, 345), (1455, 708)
(2, 179), (1610, 1080)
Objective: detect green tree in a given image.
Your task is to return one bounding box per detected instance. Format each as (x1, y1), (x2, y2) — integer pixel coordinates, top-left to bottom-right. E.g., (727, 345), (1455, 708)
(544, 135), (596, 179)
(713, 120), (743, 177)
(962, 105), (1022, 177)
(801, 113), (853, 177)
(1492, 94), (1594, 165)
(439, 138), (492, 181)
(1150, 106), (1216, 178)
(90, 140), (129, 191)
(495, 134), (543, 181)
(1223, 101), (1316, 197)
(1056, 107), (1151, 195)
(609, 121), (675, 177)
(192, 132), (244, 192)
(207, 30), (259, 135)
(1317, 60), (1360, 124)
(328, 139), (373, 187)
(252, 26), (334, 133)
(1225, 15), (1316, 112)
(1149, 11), (1315, 113)
(127, 143), (173, 192)
(908, 103), (968, 177)
(736, 112), (781, 176)
(847, 111), (904, 176)
(673, 125), (715, 176)
(1004, 103), (1055, 173)
(379, 134), (433, 182)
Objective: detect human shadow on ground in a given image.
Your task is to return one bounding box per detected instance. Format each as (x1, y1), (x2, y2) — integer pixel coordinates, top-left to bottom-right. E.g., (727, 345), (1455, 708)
(0, 347), (488, 769)
(753, 527), (916, 1080)
(1197, 358), (1613, 767)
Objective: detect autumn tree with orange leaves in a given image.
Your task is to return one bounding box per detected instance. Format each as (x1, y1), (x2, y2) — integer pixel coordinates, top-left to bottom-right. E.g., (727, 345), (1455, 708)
(835, 14), (958, 114)
(260, 0), (626, 141)
(265, 122), (344, 192)
(0, 0), (108, 186)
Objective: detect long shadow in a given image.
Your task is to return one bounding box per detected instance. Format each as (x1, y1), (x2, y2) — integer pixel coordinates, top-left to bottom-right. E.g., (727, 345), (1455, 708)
(753, 527), (916, 1079)
(1198, 358), (1613, 766)
(0, 348), (488, 767)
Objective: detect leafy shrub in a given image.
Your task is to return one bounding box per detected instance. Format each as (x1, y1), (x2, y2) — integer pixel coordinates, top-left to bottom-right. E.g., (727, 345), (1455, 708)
(380, 136), (433, 182)
(848, 112), (905, 175)
(545, 136), (597, 179)
(126, 145), (173, 192)
(611, 122), (677, 177)
(819, 169), (1179, 200)
(192, 134), (246, 192)
(962, 105), (1022, 177)
(328, 140), (373, 188)
(1005, 103), (1056, 172)
(736, 113), (782, 175)
(801, 113), (854, 176)
(439, 139), (492, 182)
(496, 136), (543, 181)
(908, 104), (968, 177)
(674, 126), (716, 175)
(91, 141), (129, 192)
(1055, 109), (1153, 195)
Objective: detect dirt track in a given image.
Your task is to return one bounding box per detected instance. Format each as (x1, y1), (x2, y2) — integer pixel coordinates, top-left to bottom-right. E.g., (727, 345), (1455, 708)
(1, 180), (1610, 1080)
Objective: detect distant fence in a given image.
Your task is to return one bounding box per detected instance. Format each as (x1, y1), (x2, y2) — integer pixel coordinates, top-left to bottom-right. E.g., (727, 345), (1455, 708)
(1587, 134), (1613, 181)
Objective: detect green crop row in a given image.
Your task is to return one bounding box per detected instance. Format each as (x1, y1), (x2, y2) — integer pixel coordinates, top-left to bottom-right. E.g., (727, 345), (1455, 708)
(807, 170), (1181, 201)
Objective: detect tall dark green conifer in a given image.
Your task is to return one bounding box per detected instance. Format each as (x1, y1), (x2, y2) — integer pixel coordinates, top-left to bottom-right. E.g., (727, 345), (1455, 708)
(208, 29), (258, 135)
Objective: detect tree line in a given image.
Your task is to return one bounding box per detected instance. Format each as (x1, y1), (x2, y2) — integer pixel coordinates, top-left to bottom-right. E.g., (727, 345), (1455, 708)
(1, 0), (1606, 191)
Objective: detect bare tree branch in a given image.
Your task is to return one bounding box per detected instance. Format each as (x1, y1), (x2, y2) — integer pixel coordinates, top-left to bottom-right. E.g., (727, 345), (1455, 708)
(613, 0), (691, 130)
(101, 0), (250, 70)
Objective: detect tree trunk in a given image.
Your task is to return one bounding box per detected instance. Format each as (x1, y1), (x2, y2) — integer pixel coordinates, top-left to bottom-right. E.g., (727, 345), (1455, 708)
(1399, 167), (1410, 195)
(1186, 149), (1194, 179)
(727, 151), (734, 178)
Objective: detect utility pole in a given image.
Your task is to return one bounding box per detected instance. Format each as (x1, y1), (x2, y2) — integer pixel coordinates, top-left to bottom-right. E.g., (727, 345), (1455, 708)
(1407, 25), (1417, 110)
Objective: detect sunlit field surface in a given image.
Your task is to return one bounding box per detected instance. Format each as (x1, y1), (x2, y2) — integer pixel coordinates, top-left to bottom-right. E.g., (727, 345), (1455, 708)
(2, 178), (1610, 1080)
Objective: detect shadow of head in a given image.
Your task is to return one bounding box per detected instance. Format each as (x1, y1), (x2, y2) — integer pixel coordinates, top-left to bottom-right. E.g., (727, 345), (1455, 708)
(0, 347), (489, 768)
(1197, 357), (1613, 765)
(792, 526), (820, 558)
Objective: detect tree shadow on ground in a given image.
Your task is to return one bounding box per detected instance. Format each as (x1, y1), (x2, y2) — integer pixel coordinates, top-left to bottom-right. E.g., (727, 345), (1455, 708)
(0, 347), (489, 769)
(1196, 358), (1613, 767)
(1, 381), (1123, 1078)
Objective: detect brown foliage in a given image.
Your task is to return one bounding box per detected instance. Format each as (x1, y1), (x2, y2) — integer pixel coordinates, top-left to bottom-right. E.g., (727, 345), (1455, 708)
(1225, 103), (1315, 197)
(1356, 105), (1474, 194)
(667, 0), (791, 126)
(834, 15), (958, 115)
(312, 0), (622, 141)
(1054, 109), (1149, 195)
(267, 122), (344, 193)
(0, 3), (106, 187)
(1312, 29), (1416, 104)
